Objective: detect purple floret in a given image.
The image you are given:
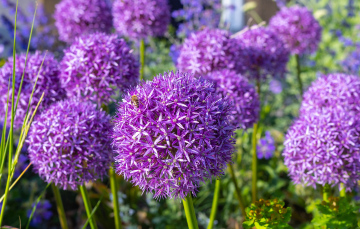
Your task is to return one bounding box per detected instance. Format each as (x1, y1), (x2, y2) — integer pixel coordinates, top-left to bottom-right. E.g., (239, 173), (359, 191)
(112, 0), (170, 40)
(112, 71), (236, 199)
(177, 28), (239, 75)
(60, 32), (139, 106)
(204, 69), (260, 129)
(0, 51), (66, 129)
(233, 26), (290, 80)
(257, 131), (275, 160)
(27, 99), (112, 190)
(283, 108), (360, 191)
(269, 6), (322, 55)
(54, 0), (112, 43)
(300, 73), (360, 115)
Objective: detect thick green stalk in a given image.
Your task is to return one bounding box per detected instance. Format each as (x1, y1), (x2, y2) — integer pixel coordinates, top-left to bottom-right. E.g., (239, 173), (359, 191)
(207, 179), (221, 229)
(228, 163), (246, 217)
(182, 194), (199, 229)
(140, 39), (145, 80)
(51, 184), (69, 229)
(109, 168), (122, 229)
(323, 184), (330, 201)
(340, 183), (346, 198)
(295, 54), (303, 97)
(251, 80), (260, 203)
(79, 185), (98, 229)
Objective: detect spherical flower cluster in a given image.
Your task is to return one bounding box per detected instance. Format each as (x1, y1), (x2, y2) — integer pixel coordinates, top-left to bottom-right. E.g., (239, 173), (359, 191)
(269, 6), (322, 55)
(0, 51), (66, 129)
(300, 73), (360, 115)
(234, 26), (290, 80)
(177, 28), (239, 75)
(112, 71), (236, 199)
(112, 0), (171, 40)
(257, 131), (275, 160)
(283, 109), (360, 190)
(54, 0), (112, 43)
(204, 69), (259, 129)
(60, 32), (139, 106)
(27, 99), (112, 190)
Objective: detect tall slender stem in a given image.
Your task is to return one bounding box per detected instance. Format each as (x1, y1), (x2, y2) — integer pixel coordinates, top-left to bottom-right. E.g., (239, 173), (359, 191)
(79, 184), (98, 229)
(323, 184), (330, 202)
(295, 54), (303, 97)
(109, 167), (122, 229)
(251, 79), (260, 203)
(182, 194), (199, 229)
(207, 179), (221, 229)
(51, 184), (69, 229)
(228, 163), (246, 217)
(340, 183), (346, 198)
(139, 39), (145, 80)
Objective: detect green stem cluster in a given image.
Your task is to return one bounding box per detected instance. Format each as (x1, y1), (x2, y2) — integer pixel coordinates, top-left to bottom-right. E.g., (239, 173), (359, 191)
(51, 184), (69, 229)
(182, 194), (199, 229)
(110, 168), (122, 229)
(207, 179), (221, 229)
(79, 184), (98, 229)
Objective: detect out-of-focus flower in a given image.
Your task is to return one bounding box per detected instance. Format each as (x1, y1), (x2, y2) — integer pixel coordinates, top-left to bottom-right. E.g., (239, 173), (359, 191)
(204, 69), (260, 129)
(112, 0), (170, 40)
(54, 0), (112, 43)
(27, 200), (53, 226)
(0, 51), (66, 129)
(269, 6), (322, 55)
(269, 79), (282, 94)
(172, 0), (222, 38)
(169, 44), (181, 65)
(177, 28), (239, 75)
(283, 108), (360, 191)
(233, 26), (290, 80)
(112, 71), (235, 199)
(257, 131), (275, 160)
(300, 73), (360, 115)
(27, 99), (112, 190)
(60, 32), (139, 106)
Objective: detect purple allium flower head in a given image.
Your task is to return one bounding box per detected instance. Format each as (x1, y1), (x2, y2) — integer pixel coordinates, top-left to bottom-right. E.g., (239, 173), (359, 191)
(257, 131), (275, 160)
(177, 28), (239, 75)
(112, 0), (171, 40)
(60, 32), (139, 106)
(27, 99), (112, 190)
(112, 71), (236, 199)
(283, 108), (360, 191)
(27, 200), (53, 226)
(204, 69), (259, 129)
(300, 73), (360, 115)
(269, 6), (322, 55)
(54, 0), (112, 43)
(0, 51), (66, 129)
(233, 26), (290, 80)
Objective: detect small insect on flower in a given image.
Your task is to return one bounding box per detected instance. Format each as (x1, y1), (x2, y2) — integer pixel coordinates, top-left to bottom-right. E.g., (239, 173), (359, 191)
(131, 95), (140, 108)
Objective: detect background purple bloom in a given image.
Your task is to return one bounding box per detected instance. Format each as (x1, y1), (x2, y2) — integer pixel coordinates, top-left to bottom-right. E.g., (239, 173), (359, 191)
(269, 6), (322, 55)
(177, 28), (239, 75)
(27, 200), (53, 227)
(257, 131), (275, 160)
(283, 108), (360, 191)
(233, 26), (290, 80)
(112, 71), (235, 199)
(27, 99), (112, 190)
(60, 32), (139, 106)
(204, 69), (260, 129)
(54, 0), (112, 43)
(112, 0), (171, 40)
(0, 51), (66, 129)
(269, 79), (283, 94)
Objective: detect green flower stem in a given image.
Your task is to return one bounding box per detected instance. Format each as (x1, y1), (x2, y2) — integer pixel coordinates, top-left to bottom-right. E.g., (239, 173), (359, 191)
(140, 39), (145, 80)
(109, 167), (122, 229)
(207, 179), (221, 229)
(79, 184), (98, 229)
(182, 194), (199, 229)
(340, 183), (346, 198)
(295, 54), (303, 97)
(323, 184), (330, 202)
(51, 183), (69, 229)
(251, 79), (260, 203)
(228, 163), (246, 217)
